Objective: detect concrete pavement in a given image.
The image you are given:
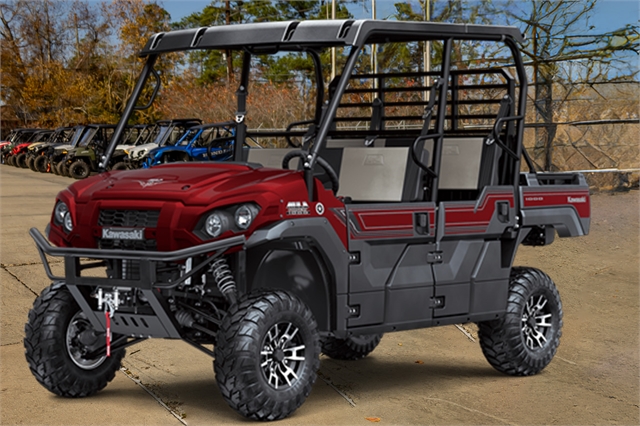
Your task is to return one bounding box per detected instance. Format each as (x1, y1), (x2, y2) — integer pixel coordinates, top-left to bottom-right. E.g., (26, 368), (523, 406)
(1, 164), (638, 425)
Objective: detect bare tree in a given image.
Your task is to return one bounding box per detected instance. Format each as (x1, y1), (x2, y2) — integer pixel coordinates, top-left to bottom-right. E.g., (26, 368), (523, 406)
(511, 0), (639, 170)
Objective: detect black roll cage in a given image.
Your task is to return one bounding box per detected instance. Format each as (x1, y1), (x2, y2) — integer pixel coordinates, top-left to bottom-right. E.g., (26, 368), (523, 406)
(101, 19), (528, 205)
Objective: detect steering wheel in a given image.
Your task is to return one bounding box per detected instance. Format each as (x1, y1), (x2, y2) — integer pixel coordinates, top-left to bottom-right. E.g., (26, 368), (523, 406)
(281, 150), (339, 195)
(206, 135), (235, 160)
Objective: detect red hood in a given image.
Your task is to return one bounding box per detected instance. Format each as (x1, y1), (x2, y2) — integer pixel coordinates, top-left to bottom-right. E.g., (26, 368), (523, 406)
(67, 162), (303, 205)
(12, 142), (31, 152)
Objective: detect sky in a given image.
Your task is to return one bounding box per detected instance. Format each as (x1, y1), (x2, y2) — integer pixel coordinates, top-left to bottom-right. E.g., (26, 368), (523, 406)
(160, 0), (639, 35)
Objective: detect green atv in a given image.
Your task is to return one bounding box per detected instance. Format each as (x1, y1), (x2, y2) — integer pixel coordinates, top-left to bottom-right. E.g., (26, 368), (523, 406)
(61, 125), (116, 179)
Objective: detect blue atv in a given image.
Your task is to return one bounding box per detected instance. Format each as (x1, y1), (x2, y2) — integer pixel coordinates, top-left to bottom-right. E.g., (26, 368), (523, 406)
(142, 121), (237, 168)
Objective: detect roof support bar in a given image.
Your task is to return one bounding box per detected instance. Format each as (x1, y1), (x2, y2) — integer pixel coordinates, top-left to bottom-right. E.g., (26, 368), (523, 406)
(233, 50), (252, 162)
(99, 55), (157, 171)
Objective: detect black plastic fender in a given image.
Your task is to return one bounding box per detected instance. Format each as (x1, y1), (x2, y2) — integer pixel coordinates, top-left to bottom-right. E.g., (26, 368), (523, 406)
(245, 218), (349, 331)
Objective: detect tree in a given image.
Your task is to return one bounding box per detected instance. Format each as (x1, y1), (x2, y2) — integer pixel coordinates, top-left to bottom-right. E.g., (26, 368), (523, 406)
(510, 0), (639, 170)
(0, 0), (173, 126)
(172, 0), (353, 85)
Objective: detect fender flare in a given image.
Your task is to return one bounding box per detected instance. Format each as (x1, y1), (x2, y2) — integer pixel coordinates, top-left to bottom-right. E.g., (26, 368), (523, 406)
(245, 218), (349, 331)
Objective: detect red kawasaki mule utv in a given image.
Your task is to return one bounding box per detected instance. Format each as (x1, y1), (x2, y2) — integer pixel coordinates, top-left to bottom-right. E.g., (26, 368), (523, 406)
(26, 20), (590, 421)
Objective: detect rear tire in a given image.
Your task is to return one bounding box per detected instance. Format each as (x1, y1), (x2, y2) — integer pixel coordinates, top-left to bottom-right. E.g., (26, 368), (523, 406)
(321, 333), (383, 360)
(27, 156), (37, 171)
(214, 290), (320, 421)
(24, 283), (124, 397)
(6, 155), (15, 166)
(69, 160), (90, 179)
(477, 267), (562, 376)
(111, 161), (127, 171)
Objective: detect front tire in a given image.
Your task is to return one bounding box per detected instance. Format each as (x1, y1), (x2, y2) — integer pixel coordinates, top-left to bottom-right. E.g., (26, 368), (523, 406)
(69, 160), (90, 179)
(24, 283), (124, 397)
(321, 333), (383, 360)
(477, 267), (563, 376)
(214, 290), (320, 421)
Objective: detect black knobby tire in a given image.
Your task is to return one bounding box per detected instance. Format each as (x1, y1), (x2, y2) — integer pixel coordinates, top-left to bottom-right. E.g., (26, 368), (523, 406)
(24, 283), (124, 397)
(15, 153), (27, 168)
(6, 155), (15, 166)
(321, 333), (383, 360)
(110, 161), (127, 171)
(69, 160), (90, 179)
(34, 156), (48, 173)
(27, 156), (37, 171)
(477, 267), (563, 376)
(214, 290), (320, 421)
(56, 162), (67, 176)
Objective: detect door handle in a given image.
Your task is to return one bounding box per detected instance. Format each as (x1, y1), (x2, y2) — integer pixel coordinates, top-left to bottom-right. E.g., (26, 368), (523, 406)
(497, 201), (510, 223)
(414, 212), (429, 235)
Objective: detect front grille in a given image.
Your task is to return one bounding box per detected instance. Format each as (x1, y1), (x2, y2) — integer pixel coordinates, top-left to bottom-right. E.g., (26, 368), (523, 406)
(98, 210), (160, 228)
(98, 238), (157, 280)
(98, 238), (157, 251)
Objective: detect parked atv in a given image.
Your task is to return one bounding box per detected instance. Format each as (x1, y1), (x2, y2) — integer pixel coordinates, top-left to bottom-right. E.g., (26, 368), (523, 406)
(142, 121), (237, 167)
(108, 124), (153, 170)
(26, 127), (73, 172)
(10, 130), (52, 168)
(61, 125), (117, 179)
(27, 20), (591, 421)
(1, 128), (47, 166)
(47, 126), (91, 175)
(124, 118), (202, 169)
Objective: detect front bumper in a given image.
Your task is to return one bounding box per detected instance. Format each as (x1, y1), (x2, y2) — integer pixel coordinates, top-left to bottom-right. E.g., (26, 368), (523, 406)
(30, 227), (245, 338)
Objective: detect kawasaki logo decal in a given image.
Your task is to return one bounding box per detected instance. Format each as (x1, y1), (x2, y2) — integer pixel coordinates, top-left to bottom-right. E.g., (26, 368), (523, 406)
(102, 228), (145, 240)
(567, 196), (587, 203)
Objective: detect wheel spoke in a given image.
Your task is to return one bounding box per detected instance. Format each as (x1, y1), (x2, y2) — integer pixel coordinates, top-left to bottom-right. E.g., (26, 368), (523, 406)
(521, 293), (553, 350)
(531, 328), (547, 347)
(535, 313), (552, 327)
(533, 295), (548, 312)
(260, 321), (307, 390)
(279, 363), (298, 387)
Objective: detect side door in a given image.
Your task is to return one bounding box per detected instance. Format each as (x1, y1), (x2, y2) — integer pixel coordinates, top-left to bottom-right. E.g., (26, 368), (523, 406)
(430, 138), (517, 319)
(337, 144), (440, 329)
(346, 202), (437, 329)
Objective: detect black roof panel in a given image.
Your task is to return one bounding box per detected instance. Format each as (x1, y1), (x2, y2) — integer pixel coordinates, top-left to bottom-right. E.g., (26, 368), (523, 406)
(139, 19), (524, 56)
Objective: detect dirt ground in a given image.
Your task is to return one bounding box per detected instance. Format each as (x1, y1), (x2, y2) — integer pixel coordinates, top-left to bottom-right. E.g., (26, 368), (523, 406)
(0, 165), (638, 425)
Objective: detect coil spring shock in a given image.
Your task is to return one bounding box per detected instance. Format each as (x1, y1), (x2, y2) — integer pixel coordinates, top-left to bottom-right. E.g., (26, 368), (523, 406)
(210, 258), (237, 305)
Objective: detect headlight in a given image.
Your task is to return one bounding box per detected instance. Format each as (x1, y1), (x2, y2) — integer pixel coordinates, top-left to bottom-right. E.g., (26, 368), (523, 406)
(63, 212), (74, 232)
(235, 205), (254, 230)
(54, 202), (69, 225)
(197, 204), (260, 240)
(205, 213), (225, 238)
(54, 202), (74, 232)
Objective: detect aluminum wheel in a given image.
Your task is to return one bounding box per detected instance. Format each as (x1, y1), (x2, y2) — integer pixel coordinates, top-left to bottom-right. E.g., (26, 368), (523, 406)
(521, 294), (553, 350)
(66, 311), (107, 370)
(260, 322), (306, 389)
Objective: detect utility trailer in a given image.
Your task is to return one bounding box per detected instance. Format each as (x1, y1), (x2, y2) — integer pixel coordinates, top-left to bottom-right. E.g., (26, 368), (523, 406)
(26, 20), (589, 421)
